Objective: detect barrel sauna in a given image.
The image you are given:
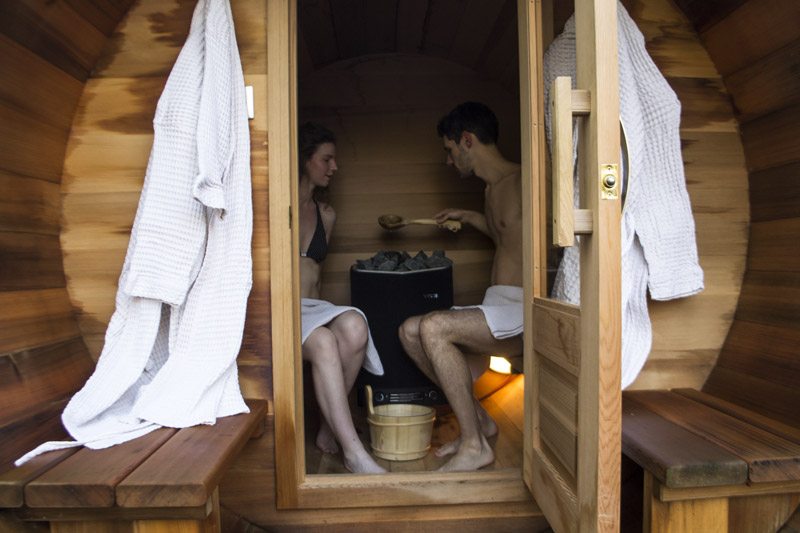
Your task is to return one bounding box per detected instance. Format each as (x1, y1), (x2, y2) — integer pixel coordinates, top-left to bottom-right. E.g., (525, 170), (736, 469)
(0, 0), (797, 531)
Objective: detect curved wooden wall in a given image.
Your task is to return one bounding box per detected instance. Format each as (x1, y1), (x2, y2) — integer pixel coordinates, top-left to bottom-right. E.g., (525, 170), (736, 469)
(0, 0), (134, 471)
(672, 0), (800, 428)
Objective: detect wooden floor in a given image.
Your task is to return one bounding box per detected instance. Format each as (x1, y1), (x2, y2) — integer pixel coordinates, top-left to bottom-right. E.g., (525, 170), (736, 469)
(305, 374), (525, 475)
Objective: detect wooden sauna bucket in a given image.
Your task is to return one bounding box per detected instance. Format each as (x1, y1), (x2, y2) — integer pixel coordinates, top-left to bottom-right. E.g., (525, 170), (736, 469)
(365, 385), (436, 461)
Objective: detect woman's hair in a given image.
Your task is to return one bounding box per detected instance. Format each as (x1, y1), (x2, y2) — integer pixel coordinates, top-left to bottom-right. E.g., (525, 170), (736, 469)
(298, 122), (336, 175)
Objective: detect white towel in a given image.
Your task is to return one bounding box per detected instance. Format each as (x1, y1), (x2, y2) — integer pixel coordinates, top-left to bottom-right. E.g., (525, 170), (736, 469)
(16, 0), (252, 465)
(301, 299), (384, 376)
(544, 2), (704, 389)
(453, 285), (523, 340)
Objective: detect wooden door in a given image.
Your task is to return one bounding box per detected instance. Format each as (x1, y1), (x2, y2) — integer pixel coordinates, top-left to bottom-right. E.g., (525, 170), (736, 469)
(520, 1), (622, 532)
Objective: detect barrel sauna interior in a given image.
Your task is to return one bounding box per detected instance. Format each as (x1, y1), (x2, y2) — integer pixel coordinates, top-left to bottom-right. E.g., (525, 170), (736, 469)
(1, 0), (797, 531)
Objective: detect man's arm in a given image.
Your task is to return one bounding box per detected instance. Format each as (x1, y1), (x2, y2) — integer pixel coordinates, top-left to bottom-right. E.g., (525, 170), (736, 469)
(434, 208), (489, 236)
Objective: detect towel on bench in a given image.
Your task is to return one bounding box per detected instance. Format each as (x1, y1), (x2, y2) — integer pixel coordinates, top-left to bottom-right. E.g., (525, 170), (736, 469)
(16, 0), (252, 465)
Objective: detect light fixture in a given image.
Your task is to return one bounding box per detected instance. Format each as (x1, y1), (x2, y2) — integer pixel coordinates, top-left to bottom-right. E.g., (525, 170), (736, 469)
(489, 356), (512, 374)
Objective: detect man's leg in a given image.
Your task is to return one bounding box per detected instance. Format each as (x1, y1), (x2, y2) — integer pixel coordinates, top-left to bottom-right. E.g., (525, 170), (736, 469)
(411, 309), (522, 471)
(399, 315), (506, 457)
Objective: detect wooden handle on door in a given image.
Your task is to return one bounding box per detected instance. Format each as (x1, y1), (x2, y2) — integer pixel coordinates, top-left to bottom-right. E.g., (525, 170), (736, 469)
(551, 77), (592, 248)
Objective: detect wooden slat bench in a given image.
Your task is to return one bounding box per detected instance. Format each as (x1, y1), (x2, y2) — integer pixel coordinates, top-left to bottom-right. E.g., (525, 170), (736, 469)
(622, 389), (800, 532)
(0, 398), (268, 532)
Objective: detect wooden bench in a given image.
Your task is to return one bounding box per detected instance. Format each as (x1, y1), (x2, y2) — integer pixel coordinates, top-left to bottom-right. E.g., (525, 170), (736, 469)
(0, 398), (268, 532)
(622, 388), (800, 532)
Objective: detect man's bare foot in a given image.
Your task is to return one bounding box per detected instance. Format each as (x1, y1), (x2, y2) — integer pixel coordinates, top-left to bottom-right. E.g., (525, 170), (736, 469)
(438, 434), (494, 472)
(343, 448), (387, 474)
(316, 420), (339, 454)
(435, 399), (498, 457)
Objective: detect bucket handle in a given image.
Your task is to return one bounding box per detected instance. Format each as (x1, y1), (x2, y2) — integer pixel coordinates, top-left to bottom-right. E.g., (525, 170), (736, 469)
(365, 384), (375, 416)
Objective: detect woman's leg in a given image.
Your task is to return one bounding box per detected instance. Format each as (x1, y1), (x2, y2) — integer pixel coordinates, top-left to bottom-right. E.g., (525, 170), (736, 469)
(303, 314), (385, 474)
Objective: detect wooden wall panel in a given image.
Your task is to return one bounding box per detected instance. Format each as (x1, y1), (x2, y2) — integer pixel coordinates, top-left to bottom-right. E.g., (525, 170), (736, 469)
(0, 2), (123, 465)
(698, 0), (800, 77)
(687, 0), (800, 432)
(749, 162), (800, 223)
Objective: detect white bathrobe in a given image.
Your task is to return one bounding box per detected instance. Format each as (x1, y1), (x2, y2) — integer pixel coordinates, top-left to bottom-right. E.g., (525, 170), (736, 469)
(17, 0), (252, 465)
(544, 2), (704, 389)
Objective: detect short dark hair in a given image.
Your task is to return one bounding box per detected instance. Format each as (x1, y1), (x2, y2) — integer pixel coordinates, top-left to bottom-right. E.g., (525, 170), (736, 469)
(436, 102), (499, 145)
(298, 122), (336, 170)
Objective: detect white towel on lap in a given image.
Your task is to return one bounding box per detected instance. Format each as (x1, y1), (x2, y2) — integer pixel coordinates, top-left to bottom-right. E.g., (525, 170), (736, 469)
(453, 285), (523, 340)
(301, 299), (384, 376)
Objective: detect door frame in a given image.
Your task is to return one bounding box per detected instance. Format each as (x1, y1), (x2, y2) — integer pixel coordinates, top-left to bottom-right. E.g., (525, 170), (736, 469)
(267, 0), (567, 511)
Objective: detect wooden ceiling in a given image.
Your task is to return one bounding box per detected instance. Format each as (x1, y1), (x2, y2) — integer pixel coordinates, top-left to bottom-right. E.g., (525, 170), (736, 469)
(296, 0), (521, 94)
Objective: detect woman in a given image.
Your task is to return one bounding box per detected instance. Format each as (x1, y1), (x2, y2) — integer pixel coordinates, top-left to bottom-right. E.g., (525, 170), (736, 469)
(297, 122), (386, 474)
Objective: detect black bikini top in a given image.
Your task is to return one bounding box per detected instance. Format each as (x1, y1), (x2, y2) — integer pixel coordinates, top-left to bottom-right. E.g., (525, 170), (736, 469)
(301, 199), (328, 263)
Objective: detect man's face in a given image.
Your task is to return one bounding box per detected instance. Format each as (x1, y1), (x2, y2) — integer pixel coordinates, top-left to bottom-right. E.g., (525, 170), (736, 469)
(443, 136), (474, 179)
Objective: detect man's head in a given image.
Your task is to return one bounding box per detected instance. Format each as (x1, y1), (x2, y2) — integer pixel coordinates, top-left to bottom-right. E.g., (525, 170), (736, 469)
(437, 102), (499, 178)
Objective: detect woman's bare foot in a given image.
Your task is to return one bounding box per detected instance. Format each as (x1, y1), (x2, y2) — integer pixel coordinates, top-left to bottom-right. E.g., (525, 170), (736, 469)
(316, 420), (339, 454)
(438, 433), (494, 472)
(435, 399), (498, 457)
(343, 448), (387, 474)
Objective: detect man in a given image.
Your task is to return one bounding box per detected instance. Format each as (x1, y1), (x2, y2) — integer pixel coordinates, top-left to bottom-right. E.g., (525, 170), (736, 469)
(399, 102), (523, 471)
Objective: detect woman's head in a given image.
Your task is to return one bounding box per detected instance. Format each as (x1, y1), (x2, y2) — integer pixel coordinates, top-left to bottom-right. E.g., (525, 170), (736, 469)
(299, 122), (337, 186)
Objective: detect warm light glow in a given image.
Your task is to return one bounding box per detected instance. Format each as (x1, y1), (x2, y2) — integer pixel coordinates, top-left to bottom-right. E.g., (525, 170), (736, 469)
(489, 356), (512, 374)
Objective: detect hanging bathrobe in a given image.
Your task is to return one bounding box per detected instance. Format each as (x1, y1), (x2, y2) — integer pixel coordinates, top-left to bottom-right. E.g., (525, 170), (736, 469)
(544, 2), (704, 389)
(17, 0), (252, 465)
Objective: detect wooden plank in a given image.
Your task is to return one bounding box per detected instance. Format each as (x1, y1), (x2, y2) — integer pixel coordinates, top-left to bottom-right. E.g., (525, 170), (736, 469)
(725, 38), (800, 123)
(0, 338), (93, 428)
(551, 77), (575, 247)
(643, 471), (728, 533)
(0, 288), (81, 355)
(296, 470), (531, 508)
(0, 171), (61, 235)
(395, 0), (427, 54)
(448, 0), (506, 69)
(296, 0), (338, 69)
(625, 390), (800, 483)
(704, 320), (800, 399)
(657, 479), (800, 503)
(0, 34), (84, 131)
(0, 447), (79, 508)
(621, 394), (747, 488)
(25, 428), (178, 508)
(267, 0), (303, 510)
(0, 399), (71, 475)
(748, 218), (800, 272)
(532, 298), (580, 376)
(674, 389), (800, 446)
(728, 493), (800, 533)
(700, 0), (800, 77)
(116, 400), (268, 508)
(329, 0), (396, 59)
(668, 0), (747, 34)
(0, 103), (69, 183)
(667, 76), (737, 133)
(740, 101), (800, 172)
(735, 271), (800, 330)
(749, 162), (800, 223)
(0, 233), (66, 291)
(63, 0), (136, 37)
(0, 0), (107, 82)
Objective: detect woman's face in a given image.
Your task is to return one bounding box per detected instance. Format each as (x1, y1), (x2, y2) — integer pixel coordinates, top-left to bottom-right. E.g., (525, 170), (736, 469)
(303, 142), (337, 188)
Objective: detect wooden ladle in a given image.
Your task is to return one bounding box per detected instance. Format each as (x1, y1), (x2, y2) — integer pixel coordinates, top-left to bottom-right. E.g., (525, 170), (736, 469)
(378, 214), (461, 232)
